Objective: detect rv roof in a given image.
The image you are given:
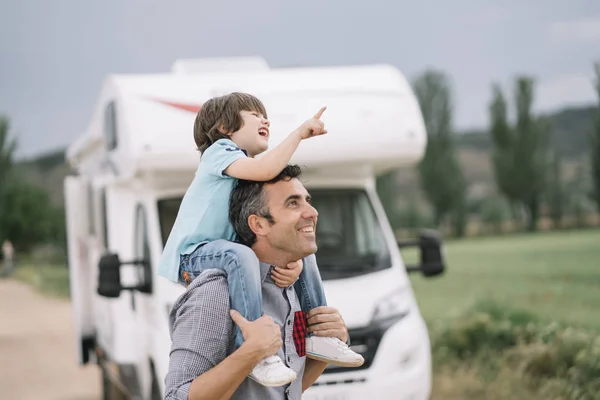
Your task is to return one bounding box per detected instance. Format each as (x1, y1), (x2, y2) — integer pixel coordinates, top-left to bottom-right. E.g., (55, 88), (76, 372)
(67, 60), (426, 179)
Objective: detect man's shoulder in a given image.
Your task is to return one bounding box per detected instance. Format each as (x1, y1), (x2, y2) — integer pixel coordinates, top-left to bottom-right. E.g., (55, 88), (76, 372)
(188, 269), (228, 290)
(170, 270), (230, 319)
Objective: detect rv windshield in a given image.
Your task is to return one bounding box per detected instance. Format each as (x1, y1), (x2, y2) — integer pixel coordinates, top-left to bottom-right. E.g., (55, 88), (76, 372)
(157, 188), (391, 280)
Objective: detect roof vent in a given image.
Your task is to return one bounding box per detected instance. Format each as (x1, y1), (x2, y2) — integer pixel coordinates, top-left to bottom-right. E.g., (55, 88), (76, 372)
(171, 57), (270, 75)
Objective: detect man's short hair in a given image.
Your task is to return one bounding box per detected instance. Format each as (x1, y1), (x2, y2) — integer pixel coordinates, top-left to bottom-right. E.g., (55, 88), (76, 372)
(193, 92), (267, 153)
(229, 164), (303, 246)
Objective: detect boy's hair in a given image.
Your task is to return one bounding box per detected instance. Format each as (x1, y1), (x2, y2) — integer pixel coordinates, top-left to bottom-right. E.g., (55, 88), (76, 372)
(229, 164), (303, 246)
(193, 92), (268, 153)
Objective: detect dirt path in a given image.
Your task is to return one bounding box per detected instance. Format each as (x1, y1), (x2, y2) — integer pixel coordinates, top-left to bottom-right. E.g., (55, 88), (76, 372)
(0, 279), (101, 400)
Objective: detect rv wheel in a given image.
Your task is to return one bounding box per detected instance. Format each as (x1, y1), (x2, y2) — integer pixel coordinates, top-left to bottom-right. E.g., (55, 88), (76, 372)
(101, 365), (127, 400)
(151, 373), (161, 400)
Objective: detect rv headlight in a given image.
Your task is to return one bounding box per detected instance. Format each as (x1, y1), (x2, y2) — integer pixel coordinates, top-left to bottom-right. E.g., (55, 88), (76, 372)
(372, 288), (411, 323)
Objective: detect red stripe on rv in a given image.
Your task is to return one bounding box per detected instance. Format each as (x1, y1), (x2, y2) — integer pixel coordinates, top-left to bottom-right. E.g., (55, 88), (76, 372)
(151, 99), (202, 113)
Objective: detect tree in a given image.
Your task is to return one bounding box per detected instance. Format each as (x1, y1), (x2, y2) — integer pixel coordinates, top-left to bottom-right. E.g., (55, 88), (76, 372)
(413, 70), (467, 235)
(0, 117), (16, 189)
(591, 62), (600, 212)
(488, 77), (550, 231)
(375, 170), (402, 230)
(1, 180), (64, 252)
(0, 116), (18, 242)
(548, 153), (564, 228)
(489, 84), (519, 215)
(0, 116), (66, 252)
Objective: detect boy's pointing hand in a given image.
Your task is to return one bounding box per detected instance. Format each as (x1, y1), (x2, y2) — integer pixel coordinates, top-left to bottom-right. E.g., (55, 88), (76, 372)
(296, 106), (328, 139)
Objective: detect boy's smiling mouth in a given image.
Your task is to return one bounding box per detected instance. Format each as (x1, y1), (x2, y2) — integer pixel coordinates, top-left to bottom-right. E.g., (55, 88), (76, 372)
(258, 127), (270, 139)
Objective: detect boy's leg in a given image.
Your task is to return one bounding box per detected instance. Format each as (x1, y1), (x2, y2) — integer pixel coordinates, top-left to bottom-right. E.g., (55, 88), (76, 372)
(194, 240), (263, 349)
(294, 253), (327, 313)
(196, 240), (297, 386)
(296, 254), (365, 368)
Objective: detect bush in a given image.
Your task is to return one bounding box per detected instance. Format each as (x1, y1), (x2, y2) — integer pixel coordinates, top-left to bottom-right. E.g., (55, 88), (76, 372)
(430, 301), (600, 399)
(478, 195), (512, 233)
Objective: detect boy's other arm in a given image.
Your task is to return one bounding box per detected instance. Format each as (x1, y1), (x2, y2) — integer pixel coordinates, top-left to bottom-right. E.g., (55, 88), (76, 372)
(224, 107), (327, 181)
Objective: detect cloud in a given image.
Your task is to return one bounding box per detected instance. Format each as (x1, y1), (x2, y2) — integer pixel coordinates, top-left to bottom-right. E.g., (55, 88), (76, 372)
(549, 16), (600, 43)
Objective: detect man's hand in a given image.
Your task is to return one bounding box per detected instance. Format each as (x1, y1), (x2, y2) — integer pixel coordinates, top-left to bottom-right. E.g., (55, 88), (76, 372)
(306, 306), (349, 343)
(230, 310), (282, 359)
(295, 107), (327, 140)
(271, 260), (303, 288)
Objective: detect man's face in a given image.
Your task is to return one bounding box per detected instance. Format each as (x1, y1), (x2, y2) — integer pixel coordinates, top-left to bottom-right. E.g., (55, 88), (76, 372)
(258, 178), (319, 260)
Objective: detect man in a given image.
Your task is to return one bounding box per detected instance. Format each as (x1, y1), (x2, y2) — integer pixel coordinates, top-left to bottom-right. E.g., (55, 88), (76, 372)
(164, 164), (352, 399)
(1, 240), (15, 277)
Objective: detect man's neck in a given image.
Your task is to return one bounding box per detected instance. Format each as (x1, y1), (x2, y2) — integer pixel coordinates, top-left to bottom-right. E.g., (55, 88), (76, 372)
(251, 242), (295, 268)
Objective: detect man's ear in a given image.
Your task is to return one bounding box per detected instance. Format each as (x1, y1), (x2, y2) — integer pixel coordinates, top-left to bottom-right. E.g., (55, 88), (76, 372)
(248, 215), (269, 237)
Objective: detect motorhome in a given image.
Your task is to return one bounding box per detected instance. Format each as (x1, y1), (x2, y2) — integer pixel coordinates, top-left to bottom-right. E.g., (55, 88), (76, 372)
(64, 57), (445, 400)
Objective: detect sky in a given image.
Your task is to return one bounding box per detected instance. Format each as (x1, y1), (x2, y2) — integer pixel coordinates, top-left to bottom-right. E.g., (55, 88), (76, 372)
(1, 0), (599, 159)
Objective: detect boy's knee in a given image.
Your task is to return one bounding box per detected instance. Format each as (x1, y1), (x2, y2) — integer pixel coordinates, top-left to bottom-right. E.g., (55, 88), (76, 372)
(224, 243), (259, 264)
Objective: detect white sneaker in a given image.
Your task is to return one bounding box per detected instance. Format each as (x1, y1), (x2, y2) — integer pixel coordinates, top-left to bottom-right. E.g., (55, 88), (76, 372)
(248, 355), (297, 387)
(306, 336), (365, 367)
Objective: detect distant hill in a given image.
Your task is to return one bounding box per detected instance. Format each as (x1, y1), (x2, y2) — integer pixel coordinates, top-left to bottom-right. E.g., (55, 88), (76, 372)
(456, 105), (596, 158)
(16, 103), (598, 209)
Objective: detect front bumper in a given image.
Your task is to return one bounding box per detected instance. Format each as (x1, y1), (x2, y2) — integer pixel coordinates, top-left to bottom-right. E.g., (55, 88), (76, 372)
(303, 308), (432, 400)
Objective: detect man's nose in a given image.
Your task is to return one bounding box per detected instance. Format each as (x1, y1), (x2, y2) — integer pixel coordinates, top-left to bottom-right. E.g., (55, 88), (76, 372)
(303, 203), (318, 219)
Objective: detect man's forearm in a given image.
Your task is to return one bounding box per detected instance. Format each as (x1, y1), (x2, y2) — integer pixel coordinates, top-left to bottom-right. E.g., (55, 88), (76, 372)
(187, 343), (263, 400)
(301, 359), (328, 392)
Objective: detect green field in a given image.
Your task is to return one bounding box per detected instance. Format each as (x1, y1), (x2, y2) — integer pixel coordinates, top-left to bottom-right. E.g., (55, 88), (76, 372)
(409, 228), (600, 331)
(11, 263), (70, 299)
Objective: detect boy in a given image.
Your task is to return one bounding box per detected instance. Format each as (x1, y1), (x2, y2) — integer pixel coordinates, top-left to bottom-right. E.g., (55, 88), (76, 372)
(159, 92), (363, 387)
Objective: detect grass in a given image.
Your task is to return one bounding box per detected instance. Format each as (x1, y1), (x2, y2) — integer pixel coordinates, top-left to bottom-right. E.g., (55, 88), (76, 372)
(8, 229), (600, 398)
(404, 228), (600, 399)
(408, 228), (600, 331)
(12, 262), (70, 299)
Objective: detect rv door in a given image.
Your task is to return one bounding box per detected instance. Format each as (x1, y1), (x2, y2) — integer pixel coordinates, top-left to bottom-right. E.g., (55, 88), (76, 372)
(64, 176), (96, 365)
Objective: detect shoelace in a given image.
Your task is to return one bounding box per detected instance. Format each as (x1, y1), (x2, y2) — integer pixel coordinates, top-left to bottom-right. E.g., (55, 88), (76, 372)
(262, 355), (283, 365)
(329, 337), (351, 352)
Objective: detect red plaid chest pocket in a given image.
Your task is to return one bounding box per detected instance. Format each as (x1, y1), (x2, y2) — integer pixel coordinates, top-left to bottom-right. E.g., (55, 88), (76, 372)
(292, 311), (308, 357)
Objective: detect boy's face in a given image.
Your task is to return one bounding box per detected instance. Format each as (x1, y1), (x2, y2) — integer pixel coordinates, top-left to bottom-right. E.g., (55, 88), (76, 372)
(228, 110), (270, 157)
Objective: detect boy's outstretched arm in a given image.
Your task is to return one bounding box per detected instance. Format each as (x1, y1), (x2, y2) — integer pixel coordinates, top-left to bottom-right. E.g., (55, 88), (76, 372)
(224, 107), (327, 181)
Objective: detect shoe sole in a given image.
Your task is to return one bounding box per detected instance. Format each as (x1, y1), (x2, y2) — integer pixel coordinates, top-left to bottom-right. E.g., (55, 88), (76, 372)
(305, 352), (365, 367)
(248, 373), (297, 387)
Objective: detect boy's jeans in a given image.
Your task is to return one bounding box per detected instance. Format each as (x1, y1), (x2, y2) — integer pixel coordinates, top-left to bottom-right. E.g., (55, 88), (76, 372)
(179, 239), (327, 349)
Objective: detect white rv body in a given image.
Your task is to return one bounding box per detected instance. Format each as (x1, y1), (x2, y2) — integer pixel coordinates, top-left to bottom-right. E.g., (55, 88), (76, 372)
(64, 57), (438, 400)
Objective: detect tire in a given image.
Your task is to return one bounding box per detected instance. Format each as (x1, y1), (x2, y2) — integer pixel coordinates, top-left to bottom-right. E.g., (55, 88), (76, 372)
(151, 374), (161, 400)
(101, 365), (128, 400)
(150, 362), (162, 400)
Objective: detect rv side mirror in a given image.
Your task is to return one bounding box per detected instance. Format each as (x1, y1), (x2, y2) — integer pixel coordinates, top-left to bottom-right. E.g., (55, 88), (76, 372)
(97, 253), (123, 298)
(398, 229), (446, 278)
(97, 253), (150, 298)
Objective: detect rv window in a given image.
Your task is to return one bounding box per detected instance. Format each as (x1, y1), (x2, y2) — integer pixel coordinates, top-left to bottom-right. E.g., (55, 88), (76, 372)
(157, 199), (182, 247)
(308, 189), (391, 279)
(104, 101), (118, 151)
(99, 189), (108, 249)
(134, 204), (153, 294)
(157, 188), (391, 280)
(87, 184), (95, 235)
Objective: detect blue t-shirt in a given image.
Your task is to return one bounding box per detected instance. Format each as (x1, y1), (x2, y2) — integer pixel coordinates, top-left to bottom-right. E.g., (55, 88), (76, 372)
(158, 139), (247, 282)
